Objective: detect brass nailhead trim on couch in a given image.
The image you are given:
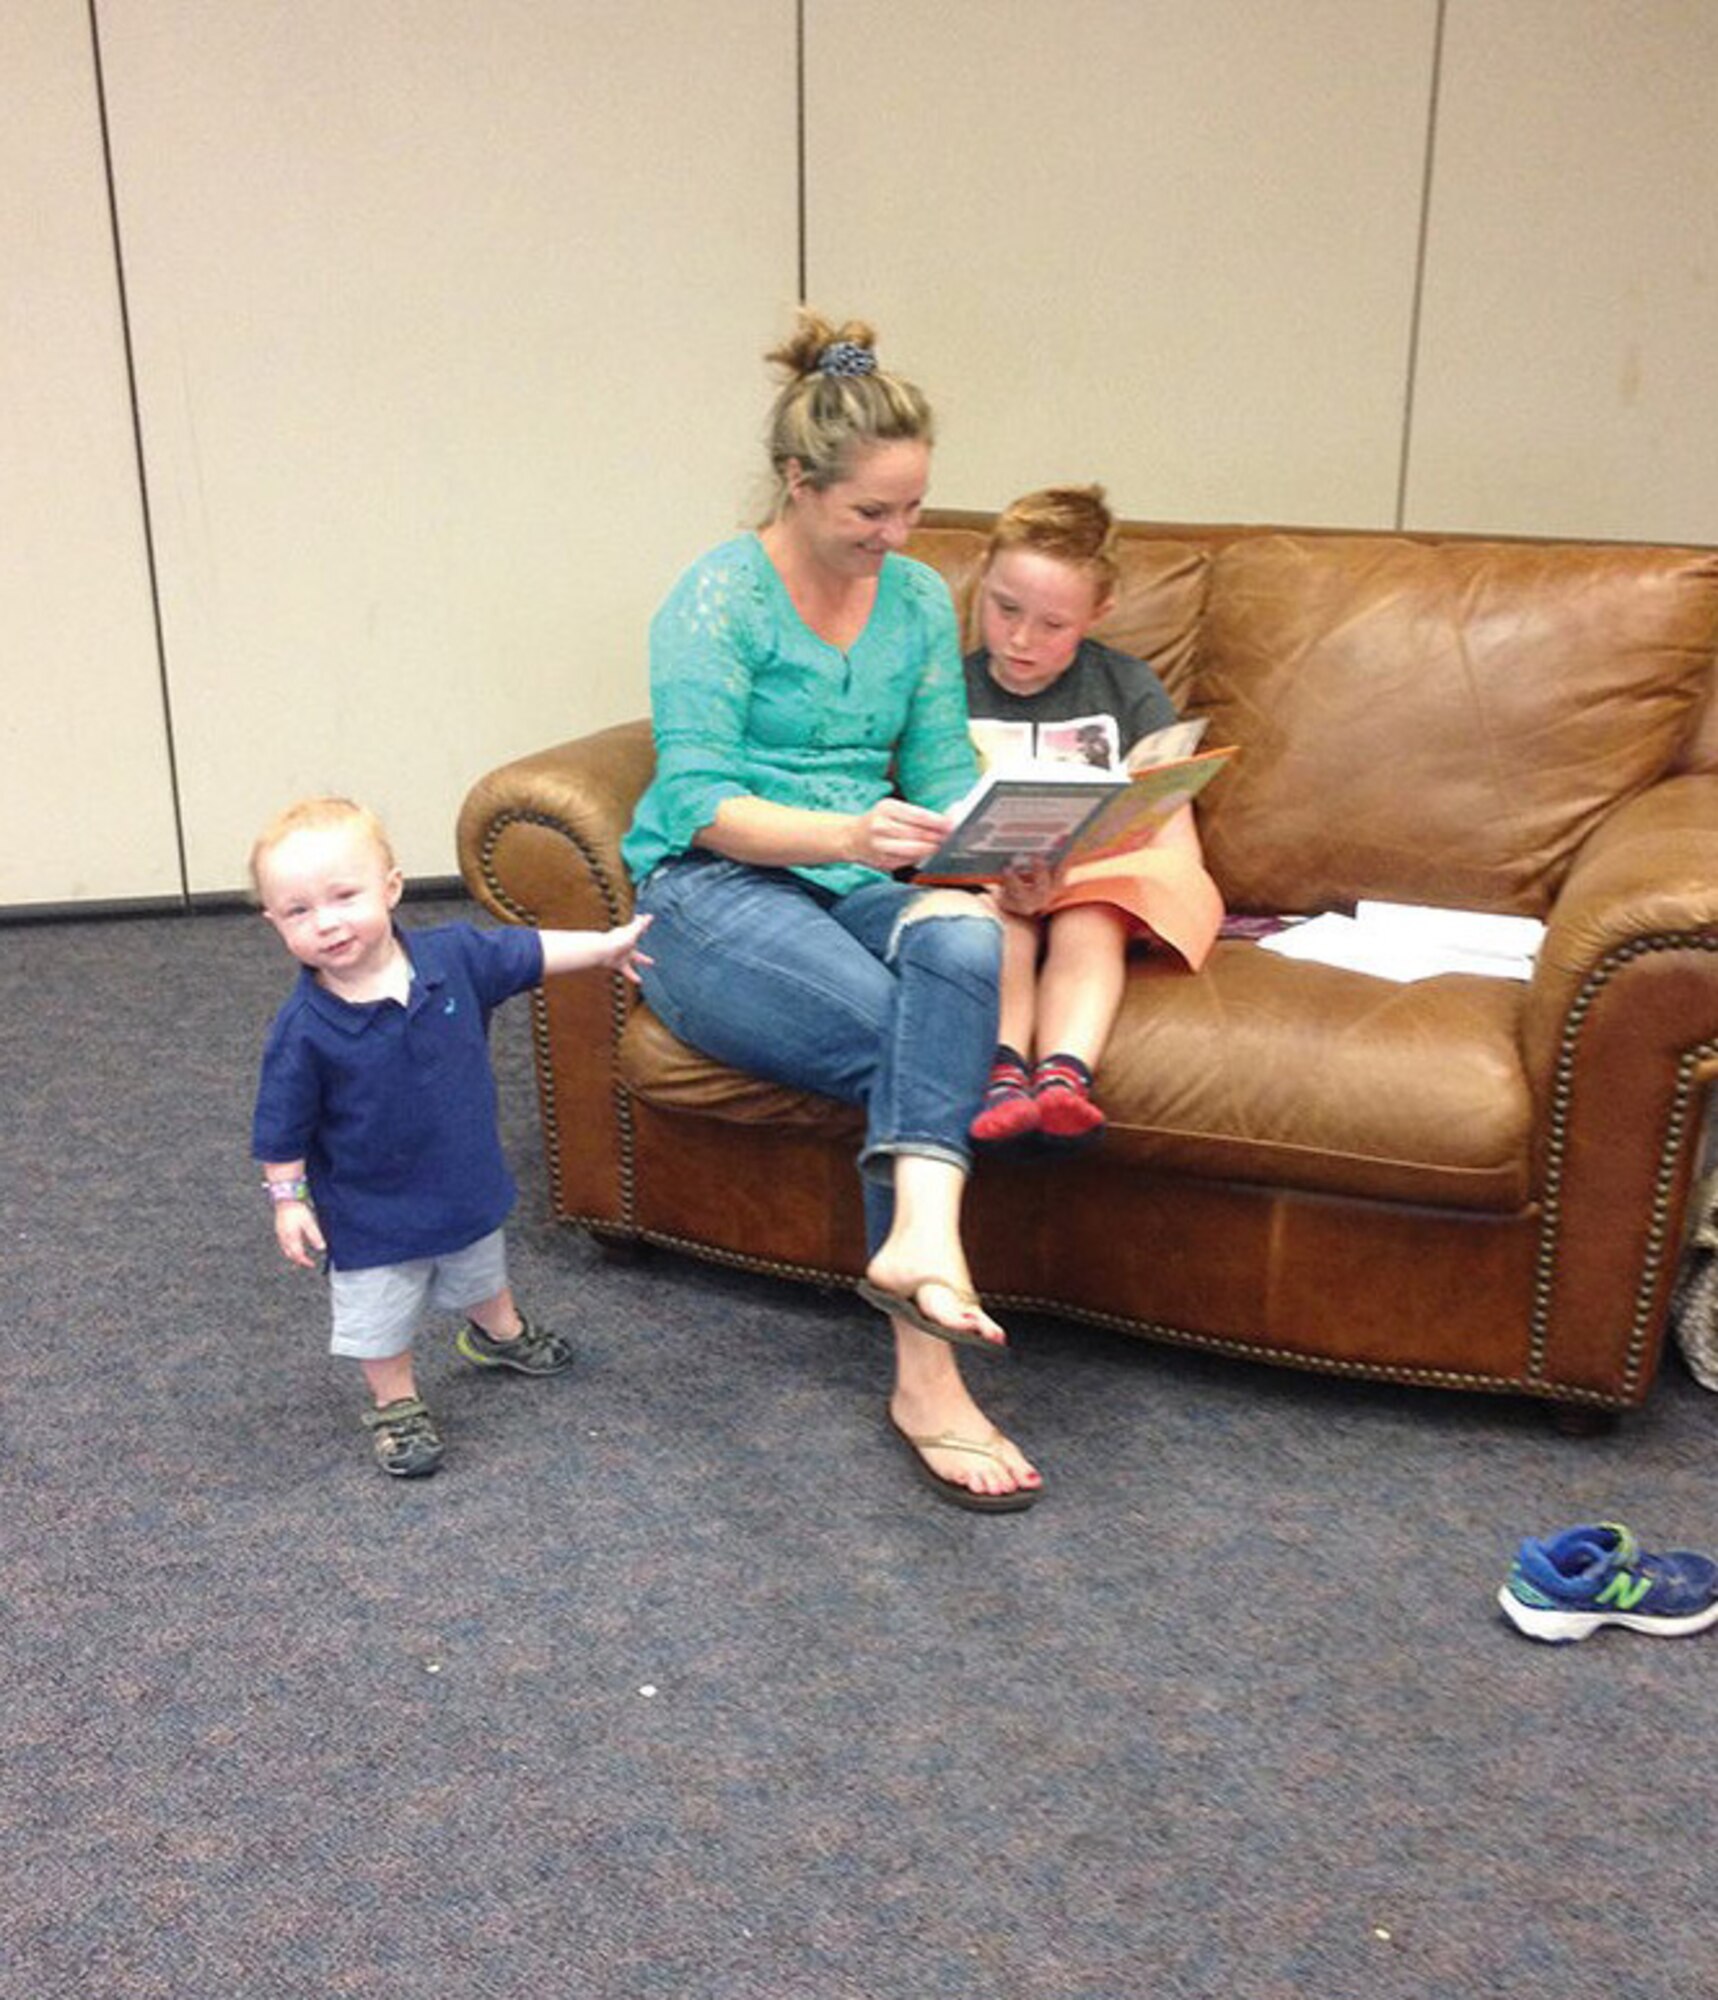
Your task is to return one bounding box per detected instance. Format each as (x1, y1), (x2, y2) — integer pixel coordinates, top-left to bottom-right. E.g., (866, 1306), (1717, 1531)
(1532, 931), (1718, 1399)
(626, 1231), (1585, 1400)
(475, 810), (640, 1230)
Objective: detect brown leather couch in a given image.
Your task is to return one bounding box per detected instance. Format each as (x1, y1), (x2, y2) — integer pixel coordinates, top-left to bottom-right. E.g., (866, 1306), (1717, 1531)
(458, 513), (1718, 1412)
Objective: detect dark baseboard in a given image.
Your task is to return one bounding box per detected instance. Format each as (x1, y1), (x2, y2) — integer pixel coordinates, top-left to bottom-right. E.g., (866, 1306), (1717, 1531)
(0, 876), (470, 928)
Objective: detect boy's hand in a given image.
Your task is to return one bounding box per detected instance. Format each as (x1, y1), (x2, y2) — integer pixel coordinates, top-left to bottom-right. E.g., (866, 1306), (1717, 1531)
(995, 855), (1057, 916)
(602, 912), (653, 985)
(273, 1201), (326, 1269)
(538, 914), (653, 983)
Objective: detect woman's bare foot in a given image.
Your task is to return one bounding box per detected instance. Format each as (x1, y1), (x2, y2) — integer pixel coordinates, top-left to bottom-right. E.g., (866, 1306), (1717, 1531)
(865, 1154), (1006, 1348)
(863, 1212), (1007, 1349)
(859, 1266), (1006, 1349)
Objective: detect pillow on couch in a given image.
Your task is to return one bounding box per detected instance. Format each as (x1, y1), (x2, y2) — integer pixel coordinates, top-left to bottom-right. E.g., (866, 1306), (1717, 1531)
(1087, 539), (1211, 707)
(1192, 534), (1718, 915)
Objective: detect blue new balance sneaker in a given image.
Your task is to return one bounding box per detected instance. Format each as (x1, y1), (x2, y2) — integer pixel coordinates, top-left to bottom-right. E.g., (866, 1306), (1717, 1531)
(1499, 1521), (1718, 1643)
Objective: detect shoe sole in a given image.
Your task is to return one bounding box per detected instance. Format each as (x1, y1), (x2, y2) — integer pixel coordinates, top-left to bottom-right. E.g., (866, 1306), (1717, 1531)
(380, 1451), (443, 1478)
(1497, 1584), (1718, 1642)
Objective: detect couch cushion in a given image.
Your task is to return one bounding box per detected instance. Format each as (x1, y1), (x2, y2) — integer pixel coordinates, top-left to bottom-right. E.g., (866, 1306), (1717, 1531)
(622, 1006), (864, 1136)
(619, 939), (1534, 1213)
(903, 528), (988, 646)
(1096, 944), (1533, 1209)
(1193, 535), (1718, 915)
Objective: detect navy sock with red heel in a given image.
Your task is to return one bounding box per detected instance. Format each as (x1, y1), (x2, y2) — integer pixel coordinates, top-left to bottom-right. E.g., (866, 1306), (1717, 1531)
(970, 1044), (1040, 1149)
(1033, 1052), (1106, 1147)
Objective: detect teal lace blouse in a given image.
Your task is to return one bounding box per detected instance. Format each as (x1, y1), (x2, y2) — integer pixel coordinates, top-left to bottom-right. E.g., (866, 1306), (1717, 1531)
(622, 534), (979, 895)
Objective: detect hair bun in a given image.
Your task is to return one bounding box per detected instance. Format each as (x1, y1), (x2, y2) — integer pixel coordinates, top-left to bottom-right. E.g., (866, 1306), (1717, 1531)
(757, 307), (932, 522)
(816, 339), (877, 378)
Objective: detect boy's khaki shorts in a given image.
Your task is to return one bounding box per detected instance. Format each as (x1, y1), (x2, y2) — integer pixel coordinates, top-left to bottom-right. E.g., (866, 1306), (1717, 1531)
(327, 1228), (508, 1359)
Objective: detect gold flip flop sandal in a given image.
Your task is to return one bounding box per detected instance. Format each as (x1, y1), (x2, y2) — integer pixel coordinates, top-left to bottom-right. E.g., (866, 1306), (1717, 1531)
(889, 1416), (1041, 1513)
(856, 1275), (1005, 1352)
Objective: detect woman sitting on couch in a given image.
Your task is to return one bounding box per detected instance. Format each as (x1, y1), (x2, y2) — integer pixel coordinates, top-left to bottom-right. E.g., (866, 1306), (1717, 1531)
(620, 308), (1042, 1512)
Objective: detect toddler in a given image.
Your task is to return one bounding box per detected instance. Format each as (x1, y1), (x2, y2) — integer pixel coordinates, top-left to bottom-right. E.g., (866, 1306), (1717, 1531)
(250, 796), (651, 1477)
(963, 485), (1223, 1148)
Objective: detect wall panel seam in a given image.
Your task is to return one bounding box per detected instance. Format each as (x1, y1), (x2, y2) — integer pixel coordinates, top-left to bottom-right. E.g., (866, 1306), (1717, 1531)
(1395, 0), (1447, 531)
(86, 0), (190, 905)
(795, 0), (807, 301)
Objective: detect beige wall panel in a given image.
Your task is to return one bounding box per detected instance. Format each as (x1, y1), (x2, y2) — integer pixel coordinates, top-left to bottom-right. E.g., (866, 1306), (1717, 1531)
(1, 1), (180, 908)
(1408, 1), (1718, 542)
(101, 2), (796, 893)
(804, 0), (1436, 527)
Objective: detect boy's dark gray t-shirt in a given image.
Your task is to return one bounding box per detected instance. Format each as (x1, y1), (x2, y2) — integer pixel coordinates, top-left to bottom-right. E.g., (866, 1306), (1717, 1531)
(962, 637), (1179, 756)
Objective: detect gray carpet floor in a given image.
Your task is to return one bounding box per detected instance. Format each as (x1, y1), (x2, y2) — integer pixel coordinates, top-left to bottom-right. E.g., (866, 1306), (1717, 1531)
(5, 899), (1717, 1999)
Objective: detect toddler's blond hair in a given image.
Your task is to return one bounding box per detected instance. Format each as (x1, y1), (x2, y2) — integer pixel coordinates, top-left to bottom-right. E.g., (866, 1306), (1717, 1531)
(248, 796), (396, 904)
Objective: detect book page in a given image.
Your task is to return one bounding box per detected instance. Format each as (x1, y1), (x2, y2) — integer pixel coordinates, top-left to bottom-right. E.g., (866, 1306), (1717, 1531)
(969, 711), (1127, 776)
(1123, 717), (1208, 772)
(919, 746), (1234, 886)
(1036, 714), (1122, 770)
(968, 718), (1034, 775)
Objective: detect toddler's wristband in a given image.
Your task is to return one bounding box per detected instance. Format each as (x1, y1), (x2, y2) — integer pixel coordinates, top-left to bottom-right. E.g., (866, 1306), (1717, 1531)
(264, 1177), (311, 1205)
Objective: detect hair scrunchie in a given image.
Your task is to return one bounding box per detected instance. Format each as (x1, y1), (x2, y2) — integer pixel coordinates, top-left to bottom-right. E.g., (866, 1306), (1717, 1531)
(816, 339), (877, 378)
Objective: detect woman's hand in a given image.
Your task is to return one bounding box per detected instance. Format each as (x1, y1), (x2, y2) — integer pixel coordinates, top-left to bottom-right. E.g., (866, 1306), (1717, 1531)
(847, 798), (954, 872)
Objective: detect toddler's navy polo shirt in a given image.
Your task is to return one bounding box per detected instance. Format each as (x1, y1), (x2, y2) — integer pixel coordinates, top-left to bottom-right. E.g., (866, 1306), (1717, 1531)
(252, 923), (545, 1271)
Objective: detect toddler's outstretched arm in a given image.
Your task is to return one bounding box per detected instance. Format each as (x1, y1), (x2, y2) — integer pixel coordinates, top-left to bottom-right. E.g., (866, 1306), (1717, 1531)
(539, 912), (653, 985)
(261, 1160), (326, 1268)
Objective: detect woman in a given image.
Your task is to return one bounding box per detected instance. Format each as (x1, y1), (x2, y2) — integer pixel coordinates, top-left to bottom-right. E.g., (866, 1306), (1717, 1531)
(622, 309), (1041, 1511)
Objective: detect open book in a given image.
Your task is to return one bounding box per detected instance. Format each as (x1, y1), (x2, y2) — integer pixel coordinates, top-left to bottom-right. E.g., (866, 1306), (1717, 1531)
(915, 725), (1235, 887)
(968, 714), (1210, 779)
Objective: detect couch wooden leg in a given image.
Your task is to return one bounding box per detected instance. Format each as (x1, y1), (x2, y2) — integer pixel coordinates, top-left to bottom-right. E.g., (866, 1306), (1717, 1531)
(584, 1224), (645, 1263)
(1550, 1404), (1619, 1438)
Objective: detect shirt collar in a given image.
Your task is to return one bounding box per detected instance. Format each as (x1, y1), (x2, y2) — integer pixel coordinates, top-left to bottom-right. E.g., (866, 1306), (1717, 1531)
(296, 928), (443, 1034)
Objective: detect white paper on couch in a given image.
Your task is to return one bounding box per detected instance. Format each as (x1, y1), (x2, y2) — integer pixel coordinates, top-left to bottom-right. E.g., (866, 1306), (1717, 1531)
(1257, 900), (1546, 982)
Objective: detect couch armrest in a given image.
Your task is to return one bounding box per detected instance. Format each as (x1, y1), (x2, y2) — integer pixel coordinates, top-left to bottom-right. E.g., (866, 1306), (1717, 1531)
(456, 718), (654, 930)
(456, 719), (656, 1231)
(1522, 772), (1718, 1394)
(1526, 773), (1718, 1083)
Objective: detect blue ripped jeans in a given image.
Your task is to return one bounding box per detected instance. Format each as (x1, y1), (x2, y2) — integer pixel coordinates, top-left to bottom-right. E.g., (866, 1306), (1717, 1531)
(632, 854), (1002, 1254)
